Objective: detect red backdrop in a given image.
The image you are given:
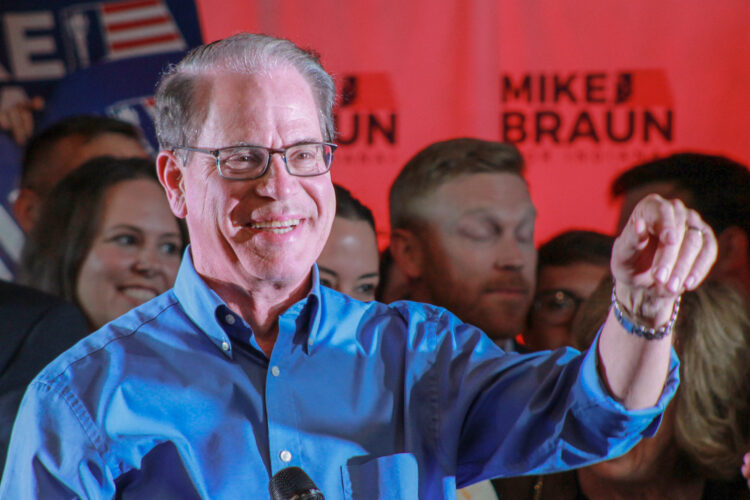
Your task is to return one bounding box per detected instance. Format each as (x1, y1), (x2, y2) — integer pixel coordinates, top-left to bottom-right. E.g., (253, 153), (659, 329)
(195, 1), (750, 247)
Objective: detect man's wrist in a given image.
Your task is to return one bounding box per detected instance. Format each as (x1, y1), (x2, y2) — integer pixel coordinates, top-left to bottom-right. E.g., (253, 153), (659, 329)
(611, 281), (680, 340)
(613, 280), (676, 326)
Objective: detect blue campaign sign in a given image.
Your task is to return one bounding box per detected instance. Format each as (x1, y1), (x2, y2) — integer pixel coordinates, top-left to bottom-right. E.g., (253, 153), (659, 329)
(0, 0), (201, 279)
(38, 51), (187, 155)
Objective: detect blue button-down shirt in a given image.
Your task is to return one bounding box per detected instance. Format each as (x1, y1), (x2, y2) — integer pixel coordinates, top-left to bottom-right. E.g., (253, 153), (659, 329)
(1, 250), (678, 499)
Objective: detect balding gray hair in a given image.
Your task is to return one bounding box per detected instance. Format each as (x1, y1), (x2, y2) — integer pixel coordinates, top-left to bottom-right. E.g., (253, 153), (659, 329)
(154, 33), (336, 154)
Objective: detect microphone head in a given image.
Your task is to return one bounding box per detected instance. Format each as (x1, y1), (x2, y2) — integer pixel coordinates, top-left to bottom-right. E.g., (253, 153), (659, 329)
(269, 466), (324, 500)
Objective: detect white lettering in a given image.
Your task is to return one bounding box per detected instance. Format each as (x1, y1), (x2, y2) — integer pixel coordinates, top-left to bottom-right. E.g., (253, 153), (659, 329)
(4, 11), (65, 81)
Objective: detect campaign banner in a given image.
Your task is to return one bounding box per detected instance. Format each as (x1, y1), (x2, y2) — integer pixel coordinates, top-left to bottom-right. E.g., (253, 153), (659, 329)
(195, 0), (750, 249)
(0, 0), (201, 279)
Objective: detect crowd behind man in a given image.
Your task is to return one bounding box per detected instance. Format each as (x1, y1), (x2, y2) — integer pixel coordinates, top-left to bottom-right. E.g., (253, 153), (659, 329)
(0, 32), (746, 499)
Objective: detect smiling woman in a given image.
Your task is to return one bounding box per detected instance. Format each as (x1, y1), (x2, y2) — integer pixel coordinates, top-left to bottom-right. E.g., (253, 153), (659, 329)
(18, 157), (188, 331)
(317, 184), (379, 301)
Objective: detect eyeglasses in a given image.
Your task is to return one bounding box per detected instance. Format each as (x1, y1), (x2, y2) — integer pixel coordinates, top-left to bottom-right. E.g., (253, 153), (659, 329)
(172, 142), (338, 180)
(531, 289), (584, 326)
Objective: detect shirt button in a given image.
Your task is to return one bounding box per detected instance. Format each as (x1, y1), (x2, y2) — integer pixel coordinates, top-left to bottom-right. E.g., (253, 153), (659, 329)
(271, 366), (280, 377)
(225, 314), (236, 325)
(279, 450), (292, 463)
(221, 341), (230, 352)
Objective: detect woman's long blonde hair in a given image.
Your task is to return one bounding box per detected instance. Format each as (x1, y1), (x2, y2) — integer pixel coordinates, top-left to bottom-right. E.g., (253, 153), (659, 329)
(572, 277), (750, 479)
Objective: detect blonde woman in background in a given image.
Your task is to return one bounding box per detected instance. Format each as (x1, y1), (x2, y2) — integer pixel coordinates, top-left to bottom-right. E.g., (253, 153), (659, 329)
(494, 277), (750, 499)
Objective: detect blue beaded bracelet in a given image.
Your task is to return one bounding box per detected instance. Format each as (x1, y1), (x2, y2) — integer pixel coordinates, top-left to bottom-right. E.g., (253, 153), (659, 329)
(611, 285), (681, 340)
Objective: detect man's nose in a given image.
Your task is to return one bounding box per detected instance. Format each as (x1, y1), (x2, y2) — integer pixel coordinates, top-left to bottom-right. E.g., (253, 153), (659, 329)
(494, 236), (526, 270)
(254, 153), (298, 198)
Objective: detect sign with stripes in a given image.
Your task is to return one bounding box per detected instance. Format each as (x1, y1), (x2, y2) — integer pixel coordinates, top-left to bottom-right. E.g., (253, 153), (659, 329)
(100, 0), (187, 59)
(0, 0), (200, 278)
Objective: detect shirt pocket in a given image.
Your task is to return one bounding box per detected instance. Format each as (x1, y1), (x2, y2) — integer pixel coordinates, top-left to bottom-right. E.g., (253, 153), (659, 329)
(340, 453), (419, 500)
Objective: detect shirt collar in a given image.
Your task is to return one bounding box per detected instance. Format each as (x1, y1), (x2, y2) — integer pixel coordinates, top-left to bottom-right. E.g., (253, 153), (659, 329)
(173, 247), (236, 357)
(173, 246), (324, 357)
(302, 263), (322, 350)
(277, 264), (322, 355)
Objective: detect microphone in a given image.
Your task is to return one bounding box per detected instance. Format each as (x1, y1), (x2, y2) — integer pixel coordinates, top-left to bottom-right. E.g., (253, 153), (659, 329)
(269, 466), (325, 500)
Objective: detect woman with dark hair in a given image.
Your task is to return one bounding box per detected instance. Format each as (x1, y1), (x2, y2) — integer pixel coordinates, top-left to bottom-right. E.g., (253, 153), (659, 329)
(317, 184), (379, 301)
(19, 156), (187, 330)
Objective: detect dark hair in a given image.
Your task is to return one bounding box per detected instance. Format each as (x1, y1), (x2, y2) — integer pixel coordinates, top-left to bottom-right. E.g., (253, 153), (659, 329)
(389, 138), (524, 229)
(334, 184), (375, 231)
(611, 152), (750, 236)
(18, 157), (187, 306)
(374, 246), (396, 303)
(21, 115), (144, 194)
(537, 230), (613, 270)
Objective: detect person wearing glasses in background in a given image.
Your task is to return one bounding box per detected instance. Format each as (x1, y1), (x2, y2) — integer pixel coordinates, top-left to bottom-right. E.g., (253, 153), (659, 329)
(1, 34), (719, 499)
(523, 230), (614, 351)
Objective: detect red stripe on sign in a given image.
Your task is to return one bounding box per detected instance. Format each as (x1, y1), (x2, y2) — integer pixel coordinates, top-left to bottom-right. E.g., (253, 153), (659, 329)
(102, 0), (159, 14)
(107, 15), (169, 32)
(110, 32), (179, 50)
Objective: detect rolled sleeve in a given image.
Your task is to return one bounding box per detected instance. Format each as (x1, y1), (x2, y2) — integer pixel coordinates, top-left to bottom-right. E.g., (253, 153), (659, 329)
(454, 322), (680, 484)
(571, 329), (680, 457)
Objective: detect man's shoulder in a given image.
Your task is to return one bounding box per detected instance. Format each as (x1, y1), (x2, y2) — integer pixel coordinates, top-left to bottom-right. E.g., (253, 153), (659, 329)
(385, 299), (457, 323)
(320, 287), (453, 324)
(318, 289), (476, 348)
(33, 290), (183, 386)
(320, 286), (452, 321)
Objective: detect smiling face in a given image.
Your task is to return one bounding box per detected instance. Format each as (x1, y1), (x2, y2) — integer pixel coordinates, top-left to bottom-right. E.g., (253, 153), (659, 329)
(318, 216), (380, 301)
(411, 172), (537, 341)
(76, 178), (182, 330)
(162, 68), (335, 294)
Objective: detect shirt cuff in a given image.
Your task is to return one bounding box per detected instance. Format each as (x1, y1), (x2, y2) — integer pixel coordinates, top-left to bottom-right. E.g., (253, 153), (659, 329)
(575, 327), (680, 440)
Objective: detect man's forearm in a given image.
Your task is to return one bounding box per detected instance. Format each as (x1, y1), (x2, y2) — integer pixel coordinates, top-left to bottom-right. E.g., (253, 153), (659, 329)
(597, 305), (674, 410)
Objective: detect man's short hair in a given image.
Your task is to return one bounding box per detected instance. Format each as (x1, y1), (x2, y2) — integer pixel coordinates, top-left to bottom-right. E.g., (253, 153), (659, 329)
(21, 115), (143, 194)
(154, 33), (336, 155)
(537, 230), (613, 270)
(334, 184), (375, 231)
(611, 152), (750, 236)
(389, 138), (524, 229)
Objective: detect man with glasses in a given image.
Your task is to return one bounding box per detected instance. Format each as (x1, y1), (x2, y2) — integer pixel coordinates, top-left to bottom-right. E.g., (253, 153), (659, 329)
(1, 34), (718, 499)
(524, 230), (614, 351)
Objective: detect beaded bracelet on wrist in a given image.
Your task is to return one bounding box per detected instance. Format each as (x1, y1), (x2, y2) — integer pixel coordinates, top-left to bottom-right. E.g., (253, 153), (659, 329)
(610, 284), (681, 340)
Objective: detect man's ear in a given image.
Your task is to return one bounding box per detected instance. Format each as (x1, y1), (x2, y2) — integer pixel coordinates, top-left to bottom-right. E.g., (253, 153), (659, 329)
(389, 228), (425, 280)
(156, 150), (187, 218)
(713, 226), (749, 278)
(12, 188), (42, 234)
